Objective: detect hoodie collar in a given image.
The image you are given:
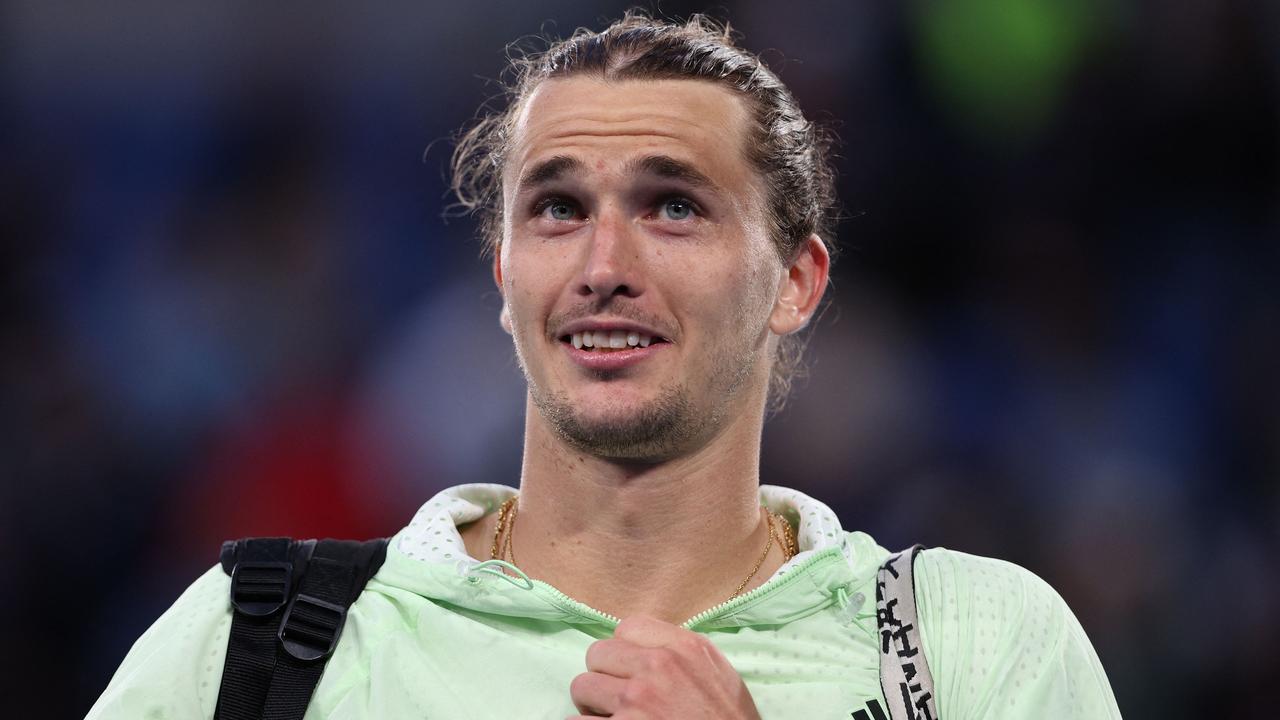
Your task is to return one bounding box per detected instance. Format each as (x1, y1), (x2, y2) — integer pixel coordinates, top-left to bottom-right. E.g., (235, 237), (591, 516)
(374, 483), (879, 630)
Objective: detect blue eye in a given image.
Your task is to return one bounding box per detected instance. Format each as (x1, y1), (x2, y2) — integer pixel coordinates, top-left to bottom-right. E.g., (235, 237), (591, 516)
(545, 201), (577, 221)
(662, 198), (694, 221)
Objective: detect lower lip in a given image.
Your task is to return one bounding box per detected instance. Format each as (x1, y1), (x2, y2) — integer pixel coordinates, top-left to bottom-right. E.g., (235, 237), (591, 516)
(562, 341), (667, 371)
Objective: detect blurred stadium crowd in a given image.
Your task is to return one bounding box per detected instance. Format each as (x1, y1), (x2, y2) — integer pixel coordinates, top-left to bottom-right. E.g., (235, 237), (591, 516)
(1, 1), (1276, 717)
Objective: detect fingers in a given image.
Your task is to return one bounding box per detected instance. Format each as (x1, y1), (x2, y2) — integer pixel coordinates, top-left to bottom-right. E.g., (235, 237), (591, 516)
(569, 670), (626, 716)
(614, 614), (721, 671)
(613, 614), (690, 649)
(585, 638), (650, 678)
(571, 618), (760, 719)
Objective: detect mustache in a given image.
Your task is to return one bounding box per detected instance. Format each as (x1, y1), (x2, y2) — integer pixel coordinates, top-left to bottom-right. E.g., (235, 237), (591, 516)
(545, 301), (677, 341)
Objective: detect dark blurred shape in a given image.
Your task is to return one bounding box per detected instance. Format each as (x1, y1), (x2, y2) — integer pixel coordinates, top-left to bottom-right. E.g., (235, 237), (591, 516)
(911, 0), (1109, 144)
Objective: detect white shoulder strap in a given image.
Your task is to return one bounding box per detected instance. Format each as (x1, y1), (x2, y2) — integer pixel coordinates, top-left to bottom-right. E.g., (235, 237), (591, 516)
(876, 545), (940, 720)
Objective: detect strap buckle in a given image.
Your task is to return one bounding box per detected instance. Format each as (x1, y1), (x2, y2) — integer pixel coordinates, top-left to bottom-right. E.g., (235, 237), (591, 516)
(278, 593), (347, 662)
(230, 561), (292, 617)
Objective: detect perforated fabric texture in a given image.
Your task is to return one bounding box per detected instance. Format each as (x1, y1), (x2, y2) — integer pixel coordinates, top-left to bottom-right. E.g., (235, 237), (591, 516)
(913, 549), (1122, 719)
(86, 485), (1121, 719)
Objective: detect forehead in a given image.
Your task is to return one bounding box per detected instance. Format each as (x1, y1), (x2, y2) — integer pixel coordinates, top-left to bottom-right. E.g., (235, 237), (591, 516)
(505, 77), (756, 192)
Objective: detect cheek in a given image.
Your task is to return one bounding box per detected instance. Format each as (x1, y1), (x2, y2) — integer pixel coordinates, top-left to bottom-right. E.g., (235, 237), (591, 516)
(502, 250), (570, 335)
(506, 281), (541, 337)
(679, 258), (774, 339)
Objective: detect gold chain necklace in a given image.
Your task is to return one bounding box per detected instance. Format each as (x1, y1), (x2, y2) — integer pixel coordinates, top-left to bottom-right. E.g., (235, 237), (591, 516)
(489, 497), (798, 602)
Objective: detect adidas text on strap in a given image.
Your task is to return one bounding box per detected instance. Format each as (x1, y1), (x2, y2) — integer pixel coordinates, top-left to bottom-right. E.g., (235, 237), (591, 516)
(876, 544), (940, 720)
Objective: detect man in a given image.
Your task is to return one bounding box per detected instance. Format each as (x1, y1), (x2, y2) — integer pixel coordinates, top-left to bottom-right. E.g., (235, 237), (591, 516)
(89, 12), (1121, 719)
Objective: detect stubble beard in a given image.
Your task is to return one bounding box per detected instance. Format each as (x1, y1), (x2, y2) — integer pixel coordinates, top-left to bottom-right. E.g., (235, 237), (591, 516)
(521, 341), (759, 462)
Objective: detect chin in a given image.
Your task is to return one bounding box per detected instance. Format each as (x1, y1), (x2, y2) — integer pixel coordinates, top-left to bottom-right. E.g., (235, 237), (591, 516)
(531, 381), (702, 461)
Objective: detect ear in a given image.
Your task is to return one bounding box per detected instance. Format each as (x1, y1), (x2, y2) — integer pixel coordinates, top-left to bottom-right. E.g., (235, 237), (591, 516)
(768, 234), (830, 336)
(493, 247), (513, 335)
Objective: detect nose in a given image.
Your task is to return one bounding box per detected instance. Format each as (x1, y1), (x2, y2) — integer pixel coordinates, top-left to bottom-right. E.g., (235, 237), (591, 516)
(577, 207), (643, 300)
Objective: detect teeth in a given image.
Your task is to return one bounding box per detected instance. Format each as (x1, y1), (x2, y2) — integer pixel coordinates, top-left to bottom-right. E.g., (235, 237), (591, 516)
(568, 331), (657, 351)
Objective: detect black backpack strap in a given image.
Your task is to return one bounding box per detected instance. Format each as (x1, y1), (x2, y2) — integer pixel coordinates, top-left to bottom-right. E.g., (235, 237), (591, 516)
(215, 537), (388, 720)
(216, 538), (313, 720)
(261, 539), (387, 719)
(876, 544), (940, 720)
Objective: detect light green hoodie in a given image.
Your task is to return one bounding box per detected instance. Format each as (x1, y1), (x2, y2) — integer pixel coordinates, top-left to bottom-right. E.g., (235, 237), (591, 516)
(87, 484), (1121, 719)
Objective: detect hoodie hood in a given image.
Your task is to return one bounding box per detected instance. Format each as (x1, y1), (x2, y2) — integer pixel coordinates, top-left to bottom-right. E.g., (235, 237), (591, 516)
(372, 483), (885, 632)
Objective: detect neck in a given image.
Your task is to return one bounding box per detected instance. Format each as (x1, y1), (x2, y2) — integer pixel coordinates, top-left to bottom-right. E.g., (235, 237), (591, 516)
(507, 392), (778, 623)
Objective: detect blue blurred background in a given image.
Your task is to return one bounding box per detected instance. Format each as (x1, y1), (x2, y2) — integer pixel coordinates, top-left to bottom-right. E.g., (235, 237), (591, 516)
(2, 1), (1277, 717)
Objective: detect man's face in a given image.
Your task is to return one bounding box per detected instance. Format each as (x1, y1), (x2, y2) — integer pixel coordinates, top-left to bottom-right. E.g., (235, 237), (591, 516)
(497, 77), (786, 460)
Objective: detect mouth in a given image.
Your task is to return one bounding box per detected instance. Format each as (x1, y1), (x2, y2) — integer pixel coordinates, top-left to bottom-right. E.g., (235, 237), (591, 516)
(559, 330), (671, 352)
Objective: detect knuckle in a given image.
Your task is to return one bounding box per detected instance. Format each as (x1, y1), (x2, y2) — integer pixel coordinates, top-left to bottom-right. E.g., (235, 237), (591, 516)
(585, 638), (624, 672)
(569, 672), (594, 698)
(620, 678), (657, 707)
(647, 647), (679, 673)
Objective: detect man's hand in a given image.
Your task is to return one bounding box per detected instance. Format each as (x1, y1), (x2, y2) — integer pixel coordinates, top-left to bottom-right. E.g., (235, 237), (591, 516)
(568, 615), (762, 719)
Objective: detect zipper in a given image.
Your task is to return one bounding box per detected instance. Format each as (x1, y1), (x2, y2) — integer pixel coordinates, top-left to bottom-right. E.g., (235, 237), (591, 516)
(534, 580), (623, 625)
(681, 548), (842, 629)
(528, 547), (844, 630)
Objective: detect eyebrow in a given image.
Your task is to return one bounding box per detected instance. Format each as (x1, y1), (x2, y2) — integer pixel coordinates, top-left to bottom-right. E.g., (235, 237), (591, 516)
(514, 154), (720, 196)
(515, 155), (583, 195)
(626, 155), (719, 191)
